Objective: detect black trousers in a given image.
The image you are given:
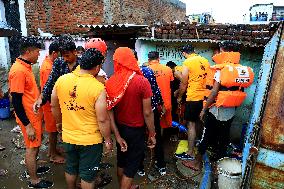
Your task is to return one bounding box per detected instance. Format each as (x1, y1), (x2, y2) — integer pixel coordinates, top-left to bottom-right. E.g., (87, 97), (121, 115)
(198, 111), (233, 159)
(139, 109), (165, 170)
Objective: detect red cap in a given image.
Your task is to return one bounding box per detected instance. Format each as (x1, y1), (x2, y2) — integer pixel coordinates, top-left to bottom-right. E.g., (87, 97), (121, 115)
(85, 38), (107, 55)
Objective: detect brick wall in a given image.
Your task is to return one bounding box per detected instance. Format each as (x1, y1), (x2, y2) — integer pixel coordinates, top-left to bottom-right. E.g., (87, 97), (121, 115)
(24, 0), (186, 35)
(150, 22), (280, 46)
(25, 0), (104, 35)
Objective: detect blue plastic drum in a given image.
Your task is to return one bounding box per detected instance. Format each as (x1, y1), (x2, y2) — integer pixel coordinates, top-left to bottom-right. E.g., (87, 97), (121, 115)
(0, 98), (10, 119)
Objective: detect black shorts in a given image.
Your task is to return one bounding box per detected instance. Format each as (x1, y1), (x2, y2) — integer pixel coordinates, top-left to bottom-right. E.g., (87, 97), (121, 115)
(184, 100), (203, 122)
(117, 124), (145, 178)
(63, 143), (102, 182)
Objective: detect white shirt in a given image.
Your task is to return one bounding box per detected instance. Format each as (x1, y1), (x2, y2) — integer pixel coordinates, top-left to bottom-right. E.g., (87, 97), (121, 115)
(209, 70), (236, 121)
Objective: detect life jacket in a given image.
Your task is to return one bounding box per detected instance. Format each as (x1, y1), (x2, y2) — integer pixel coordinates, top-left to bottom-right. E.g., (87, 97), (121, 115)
(205, 51), (254, 108)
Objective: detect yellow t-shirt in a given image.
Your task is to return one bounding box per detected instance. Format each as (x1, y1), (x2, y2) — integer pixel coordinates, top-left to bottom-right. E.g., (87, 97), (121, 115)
(54, 72), (104, 145)
(183, 54), (210, 101)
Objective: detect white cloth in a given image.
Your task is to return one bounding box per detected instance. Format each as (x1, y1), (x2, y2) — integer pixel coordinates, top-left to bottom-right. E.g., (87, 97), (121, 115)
(209, 71), (236, 121)
(98, 69), (108, 80)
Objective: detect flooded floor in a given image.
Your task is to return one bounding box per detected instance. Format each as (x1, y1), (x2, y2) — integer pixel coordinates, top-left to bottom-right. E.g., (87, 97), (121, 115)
(0, 117), (200, 189)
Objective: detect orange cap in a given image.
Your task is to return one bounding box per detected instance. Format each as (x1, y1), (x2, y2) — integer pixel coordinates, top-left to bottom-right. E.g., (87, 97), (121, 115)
(85, 38), (107, 55)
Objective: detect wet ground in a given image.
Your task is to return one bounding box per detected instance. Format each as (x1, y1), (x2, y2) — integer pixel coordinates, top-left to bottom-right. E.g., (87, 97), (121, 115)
(0, 117), (201, 189)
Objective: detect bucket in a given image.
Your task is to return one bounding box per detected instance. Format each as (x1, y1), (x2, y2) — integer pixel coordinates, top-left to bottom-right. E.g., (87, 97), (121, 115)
(217, 157), (242, 189)
(0, 98), (10, 119)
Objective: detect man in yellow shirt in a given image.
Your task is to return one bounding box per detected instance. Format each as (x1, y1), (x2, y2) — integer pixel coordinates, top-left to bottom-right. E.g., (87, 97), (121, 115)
(51, 49), (113, 189)
(176, 44), (210, 160)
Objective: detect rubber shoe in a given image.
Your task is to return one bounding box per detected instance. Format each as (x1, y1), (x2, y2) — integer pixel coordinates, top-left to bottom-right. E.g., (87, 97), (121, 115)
(175, 152), (195, 160)
(23, 166), (50, 179)
(137, 169), (145, 176)
(154, 164), (166, 176)
(157, 167), (166, 176)
(28, 180), (53, 188)
(37, 166), (50, 175)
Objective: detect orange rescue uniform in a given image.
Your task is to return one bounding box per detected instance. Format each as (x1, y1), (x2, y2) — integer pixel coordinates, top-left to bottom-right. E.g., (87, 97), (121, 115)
(40, 56), (57, 132)
(9, 58), (42, 148)
(149, 62), (174, 128)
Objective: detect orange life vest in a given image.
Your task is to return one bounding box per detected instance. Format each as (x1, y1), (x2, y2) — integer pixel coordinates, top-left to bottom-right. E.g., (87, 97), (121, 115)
(205, 52), (254, 108)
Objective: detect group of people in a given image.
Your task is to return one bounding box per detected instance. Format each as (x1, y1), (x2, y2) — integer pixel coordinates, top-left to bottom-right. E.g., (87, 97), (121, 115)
(8, 34), (254, 189)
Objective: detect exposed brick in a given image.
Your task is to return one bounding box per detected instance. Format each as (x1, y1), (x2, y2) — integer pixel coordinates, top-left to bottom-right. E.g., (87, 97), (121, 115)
(25, 0), (186, 35)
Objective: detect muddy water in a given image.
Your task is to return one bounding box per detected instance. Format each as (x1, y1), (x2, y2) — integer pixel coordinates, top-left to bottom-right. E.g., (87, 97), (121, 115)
(0, 118), (198, 189)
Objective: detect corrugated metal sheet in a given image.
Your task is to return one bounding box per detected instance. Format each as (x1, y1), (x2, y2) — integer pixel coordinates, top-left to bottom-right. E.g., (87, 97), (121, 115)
(78, 24), (148, 29)
(34, 36), (89, 41)
(241, 22), (283, 188)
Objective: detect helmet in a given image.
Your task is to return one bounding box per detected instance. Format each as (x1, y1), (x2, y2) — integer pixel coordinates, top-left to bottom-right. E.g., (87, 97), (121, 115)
(85, 38), (107, 55)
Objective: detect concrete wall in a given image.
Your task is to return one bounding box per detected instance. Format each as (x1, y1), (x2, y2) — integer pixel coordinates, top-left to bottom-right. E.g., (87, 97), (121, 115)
(18, 0), (27, 36)
(136, 39), (263, 142)
(106, 0), (186, 24)
(0, 0), (11, 93)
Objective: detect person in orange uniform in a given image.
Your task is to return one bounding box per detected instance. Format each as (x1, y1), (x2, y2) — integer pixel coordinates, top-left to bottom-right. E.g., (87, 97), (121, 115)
(176, 44), (210, 161)
(40, 40), (64, 163)
(148, 51), (174, 129)
(51, 49), (113, 189)
(9, 37), (53, 188)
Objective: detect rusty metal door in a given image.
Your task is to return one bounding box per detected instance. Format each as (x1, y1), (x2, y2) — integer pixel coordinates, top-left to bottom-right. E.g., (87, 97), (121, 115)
(241, 22), (284, 189)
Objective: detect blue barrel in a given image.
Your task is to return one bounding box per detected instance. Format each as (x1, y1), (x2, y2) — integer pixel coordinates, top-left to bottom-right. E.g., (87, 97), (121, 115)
(0, 98), (10, 119)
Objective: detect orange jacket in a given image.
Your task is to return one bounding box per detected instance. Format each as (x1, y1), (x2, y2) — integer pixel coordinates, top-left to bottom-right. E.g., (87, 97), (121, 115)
(205, 52), (254, 107)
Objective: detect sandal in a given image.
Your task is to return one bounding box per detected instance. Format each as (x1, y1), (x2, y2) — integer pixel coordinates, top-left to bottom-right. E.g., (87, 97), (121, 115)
(182, 160), (201, 172)
(28, 179), (53, 188)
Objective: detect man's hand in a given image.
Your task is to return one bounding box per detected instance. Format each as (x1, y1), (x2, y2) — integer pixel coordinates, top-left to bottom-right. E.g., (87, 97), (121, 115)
(26, 123), (36, 141)
(147, 136), (156, 149)
(174, 90), (179, 97)
(104, 139), (113, 154)
(177, 96), (183, 104)
(33, 97), (42, 114)
(56, 123), (62, 133)
(160, 105), (166, 117)
(117, 137), (128, 152)
(199, 109), (206, 122)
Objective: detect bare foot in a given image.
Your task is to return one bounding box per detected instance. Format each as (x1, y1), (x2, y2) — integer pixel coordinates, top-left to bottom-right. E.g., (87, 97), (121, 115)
(50, 154), (65, 164)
